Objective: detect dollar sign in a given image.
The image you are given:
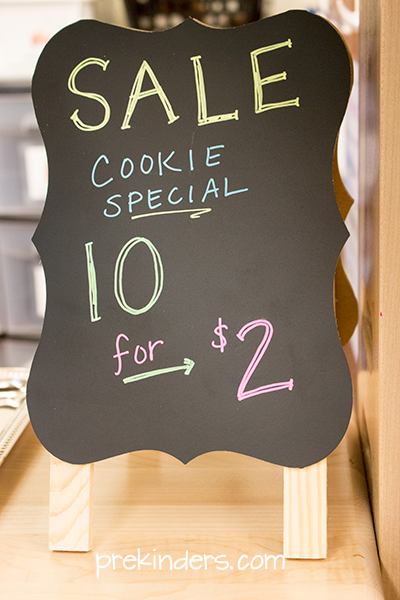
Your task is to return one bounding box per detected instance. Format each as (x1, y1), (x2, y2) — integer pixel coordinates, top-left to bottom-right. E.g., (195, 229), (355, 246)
(211, 317), (228, 353)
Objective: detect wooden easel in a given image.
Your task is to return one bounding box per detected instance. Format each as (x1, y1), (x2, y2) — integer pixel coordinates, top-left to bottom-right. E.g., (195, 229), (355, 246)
(49, 454), (327, 558)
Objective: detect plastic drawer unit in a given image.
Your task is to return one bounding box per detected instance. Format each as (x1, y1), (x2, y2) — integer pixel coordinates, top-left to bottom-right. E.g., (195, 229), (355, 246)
(0, 337), (38, 368)
(0, 221), (45, 338)
(0, 93), (47, 217)
(0, 0), (97, 84)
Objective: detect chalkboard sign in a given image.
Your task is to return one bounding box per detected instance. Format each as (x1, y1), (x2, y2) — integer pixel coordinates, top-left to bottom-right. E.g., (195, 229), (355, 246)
(27, 10), (353, 468)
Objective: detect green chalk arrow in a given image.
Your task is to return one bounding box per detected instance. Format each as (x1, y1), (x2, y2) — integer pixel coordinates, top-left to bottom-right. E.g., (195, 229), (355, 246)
(123, 358), (195, 384)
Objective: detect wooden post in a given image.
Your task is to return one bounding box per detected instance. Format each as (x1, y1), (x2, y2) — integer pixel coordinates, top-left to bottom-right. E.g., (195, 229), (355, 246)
(358, 2), (400, 597)
(283, 459), (327, 559)
(49, 455), (94, 552)
(48, 455), (327, 555)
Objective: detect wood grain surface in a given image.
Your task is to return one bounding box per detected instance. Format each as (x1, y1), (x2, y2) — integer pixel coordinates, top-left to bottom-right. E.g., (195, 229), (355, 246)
(358, 1), (400, 598)
(284, 459), (327, 559)
(49, 457), (94, 552)
(0, 407), (383, 599)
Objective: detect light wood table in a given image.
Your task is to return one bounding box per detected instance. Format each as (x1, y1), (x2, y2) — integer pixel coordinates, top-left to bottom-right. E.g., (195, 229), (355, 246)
(0, 412), (383, 600)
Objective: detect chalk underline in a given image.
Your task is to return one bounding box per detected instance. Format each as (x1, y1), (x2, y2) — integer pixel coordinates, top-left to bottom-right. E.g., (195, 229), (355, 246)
(131, 208), (212, 220)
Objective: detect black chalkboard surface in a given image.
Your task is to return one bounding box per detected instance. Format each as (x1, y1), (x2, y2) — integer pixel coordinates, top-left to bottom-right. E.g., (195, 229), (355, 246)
(27, 10), (353, 468)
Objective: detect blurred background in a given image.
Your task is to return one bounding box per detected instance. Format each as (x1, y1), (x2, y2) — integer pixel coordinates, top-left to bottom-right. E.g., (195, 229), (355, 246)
(0, 0), (358, 368)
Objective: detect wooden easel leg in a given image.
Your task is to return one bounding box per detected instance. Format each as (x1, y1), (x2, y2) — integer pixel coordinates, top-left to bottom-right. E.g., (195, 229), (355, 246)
(49, 455), (94, 551)
(283, 458), (327, 559)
